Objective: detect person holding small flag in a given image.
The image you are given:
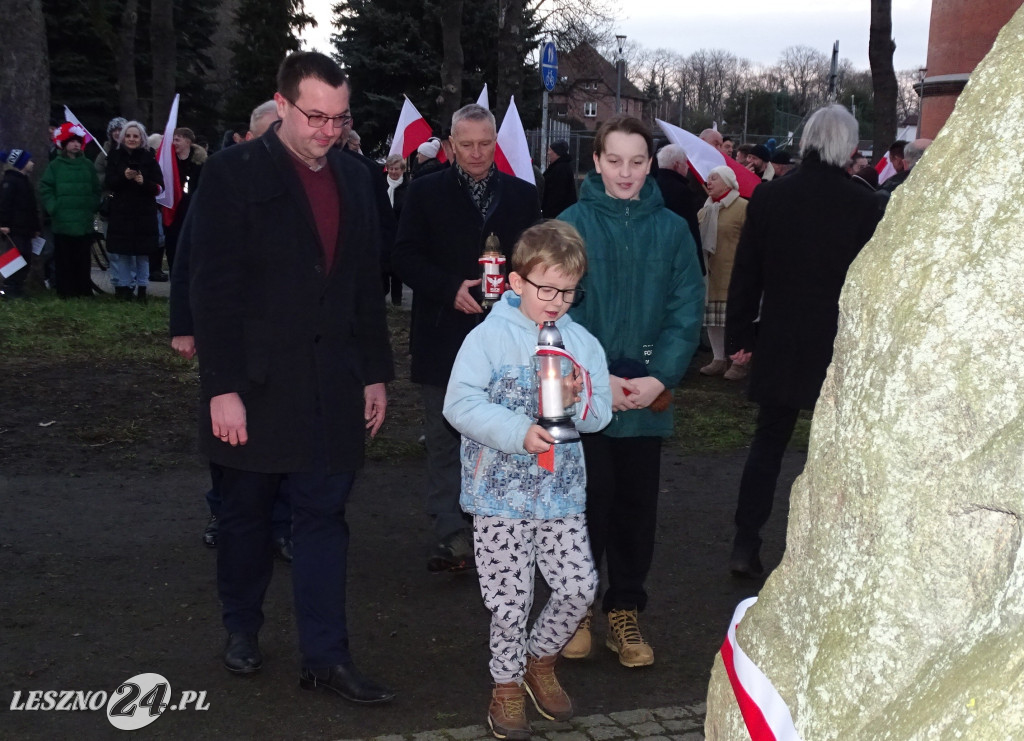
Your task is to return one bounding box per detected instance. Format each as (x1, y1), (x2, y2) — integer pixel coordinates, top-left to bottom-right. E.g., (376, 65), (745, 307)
(0, 148), (41, 298)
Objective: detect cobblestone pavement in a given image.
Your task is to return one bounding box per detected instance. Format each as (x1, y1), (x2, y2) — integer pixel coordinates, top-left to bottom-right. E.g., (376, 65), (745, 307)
(336, 705), (707, 741)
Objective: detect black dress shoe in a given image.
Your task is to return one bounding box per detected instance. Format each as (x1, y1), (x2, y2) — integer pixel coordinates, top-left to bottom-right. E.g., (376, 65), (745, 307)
(729, 551), (766, 579)
(299, 664), (395, 705)
(149, 271), (169, 282)
(223, 632), (262, 674)
(273, 536), (293, 564)
(203, 515), (218, 548)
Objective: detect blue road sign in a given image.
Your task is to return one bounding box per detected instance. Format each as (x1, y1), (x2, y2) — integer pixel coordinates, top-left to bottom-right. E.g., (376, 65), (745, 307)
(540, 42), (558, 92)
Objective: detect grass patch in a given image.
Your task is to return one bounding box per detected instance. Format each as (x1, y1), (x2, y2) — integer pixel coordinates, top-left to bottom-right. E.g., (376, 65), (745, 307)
(0, 293), (185, 367)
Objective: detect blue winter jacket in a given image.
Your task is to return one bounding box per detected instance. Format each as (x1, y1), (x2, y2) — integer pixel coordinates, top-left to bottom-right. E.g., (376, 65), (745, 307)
(443, 291), (612, 519)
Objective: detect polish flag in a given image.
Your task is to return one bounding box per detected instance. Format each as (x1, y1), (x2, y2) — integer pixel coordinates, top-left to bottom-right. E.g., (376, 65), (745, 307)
(155, 94), (180, 226)
(477, 84), (489, 109)
(657, 119), (761, 199)
(494, 96), (535, 186)
(388, 96), (436, 160)
(63, 106), (100, 150)
(0, 246), (28, 278)
(875, 154), (896, 184)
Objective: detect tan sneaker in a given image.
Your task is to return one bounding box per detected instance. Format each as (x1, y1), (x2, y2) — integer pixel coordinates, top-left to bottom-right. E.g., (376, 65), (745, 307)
(699, 358), (728, 376)
(560, 608), (592, 659)
(523, 653), (573, 721)
(606, 609), (654, 667)
(488, 683), (531, 740)
(723, 362), (749, 381)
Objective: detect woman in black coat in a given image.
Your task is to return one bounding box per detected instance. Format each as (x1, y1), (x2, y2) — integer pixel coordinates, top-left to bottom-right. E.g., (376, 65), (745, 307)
(104, 121), (164, 300)
(724, 104), (883, 578)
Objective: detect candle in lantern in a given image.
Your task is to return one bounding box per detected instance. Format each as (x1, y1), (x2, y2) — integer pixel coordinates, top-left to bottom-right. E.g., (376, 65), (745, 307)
(539, 359), (563, 417)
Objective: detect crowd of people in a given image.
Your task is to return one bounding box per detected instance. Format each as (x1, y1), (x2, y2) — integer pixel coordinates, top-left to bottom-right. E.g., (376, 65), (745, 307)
(3, 48), (932, 739)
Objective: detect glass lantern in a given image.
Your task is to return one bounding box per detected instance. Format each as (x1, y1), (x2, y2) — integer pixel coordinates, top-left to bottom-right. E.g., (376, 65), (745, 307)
(533, 321), (580, 444)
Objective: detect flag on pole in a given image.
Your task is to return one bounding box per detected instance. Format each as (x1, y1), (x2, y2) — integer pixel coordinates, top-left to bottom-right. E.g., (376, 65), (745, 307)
(495, 96), (535, 186)
(0, 246), (28, 278)
(389, 96), (436, 160)
(657, 119), (761, 199)
(477, 84), (489, 109)
(155, 94), (180, 226)
(63, 106), (102, 153)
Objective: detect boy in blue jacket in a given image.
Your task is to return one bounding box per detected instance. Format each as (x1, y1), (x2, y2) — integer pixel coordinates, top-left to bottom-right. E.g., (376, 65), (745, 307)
(444, 221), (612, 740)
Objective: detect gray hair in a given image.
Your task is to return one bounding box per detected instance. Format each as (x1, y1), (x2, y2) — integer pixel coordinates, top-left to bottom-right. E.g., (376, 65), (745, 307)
(249, 100), (278, 136)
(119, 120), (149, 148)
(451, 103), (496, 136)
(385, 153), (405, 169)
(799, 104), (859, 168)
(656, 143), (688, 168)
(904, 138), (932, 168)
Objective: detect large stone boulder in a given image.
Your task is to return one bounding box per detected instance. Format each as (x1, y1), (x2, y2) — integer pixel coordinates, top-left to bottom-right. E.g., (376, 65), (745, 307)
(705, 8), (1024, 740)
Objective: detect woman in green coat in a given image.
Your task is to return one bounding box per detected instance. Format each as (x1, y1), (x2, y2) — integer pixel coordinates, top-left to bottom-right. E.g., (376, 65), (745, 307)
(557, 116), (704, 668)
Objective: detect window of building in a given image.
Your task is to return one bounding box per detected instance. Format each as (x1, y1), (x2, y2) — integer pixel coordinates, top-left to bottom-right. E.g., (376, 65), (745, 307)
(584, 102), (597, 117)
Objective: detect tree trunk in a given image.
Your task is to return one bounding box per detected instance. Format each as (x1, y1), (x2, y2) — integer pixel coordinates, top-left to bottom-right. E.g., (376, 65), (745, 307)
(437, 0), (464, 131)
(869, 0), (898, 163)
(116, 0), (140, 121)
(0, 0), (49, 182)
(495, 0), (526, 119)
(151, 0), (176, 129)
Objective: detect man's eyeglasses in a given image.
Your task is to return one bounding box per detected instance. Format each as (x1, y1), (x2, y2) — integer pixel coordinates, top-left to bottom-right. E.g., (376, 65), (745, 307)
(288, 99), (353, 130)
(522, 276), (584, 305)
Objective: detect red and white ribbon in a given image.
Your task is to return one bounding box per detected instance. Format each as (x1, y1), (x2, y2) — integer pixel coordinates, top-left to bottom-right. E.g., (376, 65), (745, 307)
(720, 597), (802, 741)
(534, 345), (593, 420)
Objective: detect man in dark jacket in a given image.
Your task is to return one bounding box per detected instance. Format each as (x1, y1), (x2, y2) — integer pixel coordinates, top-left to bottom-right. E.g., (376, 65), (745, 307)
(392, 103), (541, 572)
(188, 51), (395, 705)
(725, 104), (882, 578)
(654, 143), (705, 274)
(541, 139), (577, 217)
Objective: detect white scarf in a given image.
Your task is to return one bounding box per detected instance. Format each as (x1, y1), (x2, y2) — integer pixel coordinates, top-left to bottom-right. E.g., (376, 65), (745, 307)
(699, 189), (740, 255)
(386, 175), (403, 206)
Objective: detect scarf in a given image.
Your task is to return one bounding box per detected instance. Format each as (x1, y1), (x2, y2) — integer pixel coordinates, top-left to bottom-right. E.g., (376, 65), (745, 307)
(455, 162), (498, 217)
(386, 175), (403, 207)
(699, 189), (740, 255)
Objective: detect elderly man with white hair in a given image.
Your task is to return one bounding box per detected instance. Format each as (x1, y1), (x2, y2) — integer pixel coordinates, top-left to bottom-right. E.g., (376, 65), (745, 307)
(724, 104), (883, 579)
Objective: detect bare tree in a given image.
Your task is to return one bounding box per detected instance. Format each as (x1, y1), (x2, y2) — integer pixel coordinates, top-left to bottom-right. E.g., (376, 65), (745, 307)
(776, 45), (830, 115)
(151, 0), (176, 128)
(437, 0), (464, 127)
(116, 0), (141, 120)
(496, 0), (527, 117)
(896, 68), (922, 123)
(532, 0), (618, 49)
(0, 0), (49, 179)
(869, 0), (898, 162)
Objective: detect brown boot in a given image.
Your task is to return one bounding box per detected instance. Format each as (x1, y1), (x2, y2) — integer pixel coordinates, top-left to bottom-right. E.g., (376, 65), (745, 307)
(488, 682), (531, 740)
(560, 608), (592, 659)
(523, 653), (573, 721)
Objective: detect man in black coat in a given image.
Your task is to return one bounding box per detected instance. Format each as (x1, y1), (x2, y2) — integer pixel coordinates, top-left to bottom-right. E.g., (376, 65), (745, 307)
(392, 103), (541, 572)
(654, 143), (705, 274)
(725, 104), (882, 578)
(188, 52), (395, 704)
(541, 139), (577, 218)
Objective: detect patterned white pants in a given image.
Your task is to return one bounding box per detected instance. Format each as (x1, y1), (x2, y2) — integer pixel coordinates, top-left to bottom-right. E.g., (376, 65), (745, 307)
(473, 514), (598, 683)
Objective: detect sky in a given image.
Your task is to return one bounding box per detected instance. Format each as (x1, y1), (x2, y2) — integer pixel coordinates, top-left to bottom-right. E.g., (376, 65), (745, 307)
(299, 1), (933, 72)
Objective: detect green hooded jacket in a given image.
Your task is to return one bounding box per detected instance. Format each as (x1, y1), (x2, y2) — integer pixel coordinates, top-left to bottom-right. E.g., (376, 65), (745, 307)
(39, 153), (102, 236)
(559, 171), (704, 438)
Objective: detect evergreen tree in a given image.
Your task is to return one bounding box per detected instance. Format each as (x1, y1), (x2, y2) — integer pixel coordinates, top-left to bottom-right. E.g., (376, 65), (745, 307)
(225, 0), (314, 126)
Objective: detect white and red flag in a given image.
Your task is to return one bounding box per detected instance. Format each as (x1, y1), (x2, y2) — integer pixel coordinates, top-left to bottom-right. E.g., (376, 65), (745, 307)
(0, 245), (28, 278)
(874, 125), (916, 184)
(477, 84), (489, 110)
(657, 119), (761, 199)
(155, 94), (180, 226)
(389, 96), (438, 161)
(495, 96), (535, 186)
(63, 106), (101, 151)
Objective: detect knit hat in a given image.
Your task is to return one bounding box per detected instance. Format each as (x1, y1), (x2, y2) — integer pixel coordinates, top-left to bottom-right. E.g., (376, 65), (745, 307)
(4, 149), (32, 170)
(749, 144), (771, 163)
(52, 122), (88, 148)
(549, 140), (569, 158)
(708, 165), (738, 192)
(417, 138), (440, 158)
(107, 116), (128, 138)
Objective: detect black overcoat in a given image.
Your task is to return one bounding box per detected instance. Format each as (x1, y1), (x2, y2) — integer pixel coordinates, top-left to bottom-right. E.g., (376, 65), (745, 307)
(104, 146), (164, 256)
(188, 126), (394, 474)
(541, 155), (577, 218)
(726, 154), (882, 410)
(392, 166), (541, 387)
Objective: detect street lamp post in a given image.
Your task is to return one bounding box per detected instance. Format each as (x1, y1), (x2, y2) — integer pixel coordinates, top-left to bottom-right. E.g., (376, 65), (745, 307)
(615, 34), (626, 114)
